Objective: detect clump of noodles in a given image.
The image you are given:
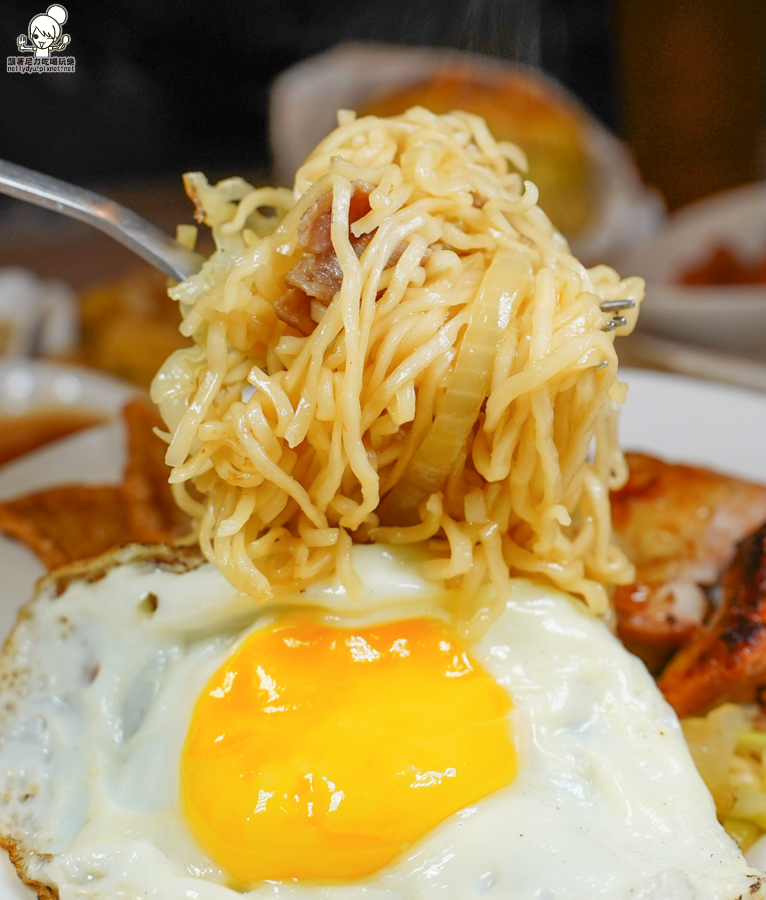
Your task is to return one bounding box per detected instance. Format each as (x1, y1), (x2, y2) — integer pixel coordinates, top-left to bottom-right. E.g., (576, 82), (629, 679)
(683, 704), (766, 852)
(151, 106), (644, 615)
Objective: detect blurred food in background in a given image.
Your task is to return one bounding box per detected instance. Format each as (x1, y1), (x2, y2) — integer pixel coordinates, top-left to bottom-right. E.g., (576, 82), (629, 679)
(0, 397), (190, 568)
(0, 262), (189, 392)
(0, 265), (188, 391)
(0, 269), (78, 359)
(360, 71), (592, 236)
(66, 268), (190, 389)
(681, 246), (766, 287)
(620, 182), (766, 359)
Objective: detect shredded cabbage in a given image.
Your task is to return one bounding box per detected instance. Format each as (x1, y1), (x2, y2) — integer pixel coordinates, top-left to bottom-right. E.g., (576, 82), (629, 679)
(683, 703), (766, 851)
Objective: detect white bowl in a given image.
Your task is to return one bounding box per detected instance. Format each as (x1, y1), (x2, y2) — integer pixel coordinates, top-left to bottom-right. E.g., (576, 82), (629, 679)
(620, 182), (766, 356)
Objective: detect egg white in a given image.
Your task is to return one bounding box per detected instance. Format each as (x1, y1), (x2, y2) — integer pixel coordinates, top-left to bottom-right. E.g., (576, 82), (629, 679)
(0, 544), (762, 900)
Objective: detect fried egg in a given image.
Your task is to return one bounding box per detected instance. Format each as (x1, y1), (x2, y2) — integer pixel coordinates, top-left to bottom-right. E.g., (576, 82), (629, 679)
(0, 543), (763, 900)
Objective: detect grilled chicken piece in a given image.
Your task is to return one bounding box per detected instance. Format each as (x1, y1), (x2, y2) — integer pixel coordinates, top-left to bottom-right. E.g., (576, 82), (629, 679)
(659, 523), (766, 717)
(611, 453), (766, 674)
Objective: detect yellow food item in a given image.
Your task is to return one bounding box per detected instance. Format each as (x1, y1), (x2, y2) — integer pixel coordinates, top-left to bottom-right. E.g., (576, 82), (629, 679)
(361, 72), (593, 236)
(683, 703), (766, 851)
(153, 108), (642, 612)
(73, 268), (190, 388)
(181, 617), (515, 881)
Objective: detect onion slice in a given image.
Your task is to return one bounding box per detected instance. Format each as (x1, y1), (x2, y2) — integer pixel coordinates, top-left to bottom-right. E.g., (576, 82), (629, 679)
(382, 247), (533, 524)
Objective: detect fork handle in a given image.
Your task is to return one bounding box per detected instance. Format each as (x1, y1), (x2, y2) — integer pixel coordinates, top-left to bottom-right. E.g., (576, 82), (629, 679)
(0, 159), (205, 282)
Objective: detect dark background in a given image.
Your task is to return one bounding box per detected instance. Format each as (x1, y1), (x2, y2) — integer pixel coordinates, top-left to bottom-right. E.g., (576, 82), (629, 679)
(0, 0), (617, 183)
(0, 0), (764, 208)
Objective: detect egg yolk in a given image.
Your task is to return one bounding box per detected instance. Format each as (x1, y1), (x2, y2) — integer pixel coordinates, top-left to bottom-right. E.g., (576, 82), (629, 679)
(181, 617), (515, 883)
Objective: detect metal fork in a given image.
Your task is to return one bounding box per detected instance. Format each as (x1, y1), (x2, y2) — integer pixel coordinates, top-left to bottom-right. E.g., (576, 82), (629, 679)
(600, 299), (635, 331)
(0, 157), (638, 329)
(0, 158), (204, 282)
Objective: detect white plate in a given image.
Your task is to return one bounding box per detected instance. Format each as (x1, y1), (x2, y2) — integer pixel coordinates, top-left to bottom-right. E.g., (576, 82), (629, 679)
(0, 362), (135, 899)
(0, 361), (135, 654)
(620, 182), (766, 356)
(0, 359), (135, 418)
(1, 366), (766, 897)
(619, 367), (766, 483)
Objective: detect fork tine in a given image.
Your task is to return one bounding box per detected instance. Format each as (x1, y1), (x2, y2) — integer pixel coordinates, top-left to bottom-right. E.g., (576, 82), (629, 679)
(601, 319), (617, 332)
(599, 299), (635, 312)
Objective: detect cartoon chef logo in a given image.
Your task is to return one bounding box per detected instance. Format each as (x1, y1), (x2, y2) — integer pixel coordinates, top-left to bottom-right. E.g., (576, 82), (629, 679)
(17, 5), (70, 58)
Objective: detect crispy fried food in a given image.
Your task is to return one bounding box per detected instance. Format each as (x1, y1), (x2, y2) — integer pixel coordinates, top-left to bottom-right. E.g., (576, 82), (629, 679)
(0, 398), (191, 570)
(69, 269), (190, 389)
(659, 523), (766, 717)
(122, 398), (190, 543)
(611, 453), (766, 674)
(0, 485), (134, 570)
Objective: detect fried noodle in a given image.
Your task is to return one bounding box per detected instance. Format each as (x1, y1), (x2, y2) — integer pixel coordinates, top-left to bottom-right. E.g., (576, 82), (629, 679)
(151, 107), (644, 612)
